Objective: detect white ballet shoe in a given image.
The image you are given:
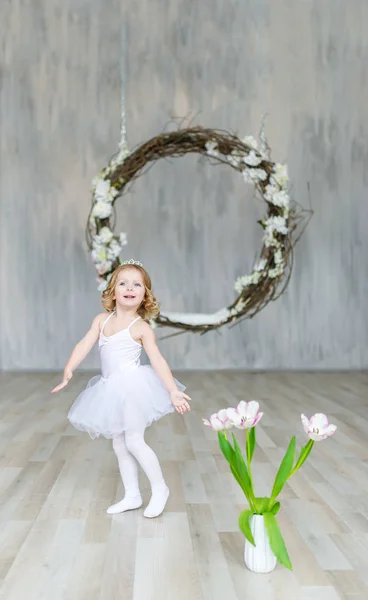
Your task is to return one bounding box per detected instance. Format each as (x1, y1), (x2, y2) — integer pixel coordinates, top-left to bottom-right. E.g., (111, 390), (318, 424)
(106, 495), (143, 515)
(143, 484), (170, 518)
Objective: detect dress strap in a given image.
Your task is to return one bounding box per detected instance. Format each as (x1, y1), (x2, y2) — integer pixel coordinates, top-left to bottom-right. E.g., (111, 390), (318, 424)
(128, 316), (141, 330)
(101, 311), (115, 336)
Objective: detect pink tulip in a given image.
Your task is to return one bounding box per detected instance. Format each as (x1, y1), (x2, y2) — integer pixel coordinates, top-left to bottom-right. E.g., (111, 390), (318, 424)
(203, 409), (233, 431)
(226, 400), (263, 430)
(301, 413), (337, 441)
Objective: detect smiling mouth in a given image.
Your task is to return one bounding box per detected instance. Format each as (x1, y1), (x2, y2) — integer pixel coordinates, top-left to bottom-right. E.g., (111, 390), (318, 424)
(124, 295), (136, 299)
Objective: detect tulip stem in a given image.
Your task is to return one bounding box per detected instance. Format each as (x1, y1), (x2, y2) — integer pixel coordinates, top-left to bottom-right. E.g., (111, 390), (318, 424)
(245, 430), (257, 514)
(245, 429), (254, 492)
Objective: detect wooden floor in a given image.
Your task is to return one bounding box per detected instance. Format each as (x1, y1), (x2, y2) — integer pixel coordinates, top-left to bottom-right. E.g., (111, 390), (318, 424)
(0, 371), (367, 600)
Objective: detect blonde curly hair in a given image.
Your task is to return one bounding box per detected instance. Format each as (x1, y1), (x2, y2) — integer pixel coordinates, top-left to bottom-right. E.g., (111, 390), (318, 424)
(101, 264), (160, 321)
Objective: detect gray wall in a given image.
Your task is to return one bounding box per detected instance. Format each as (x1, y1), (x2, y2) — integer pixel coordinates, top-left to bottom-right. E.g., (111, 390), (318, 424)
(1, 0), (367, 371)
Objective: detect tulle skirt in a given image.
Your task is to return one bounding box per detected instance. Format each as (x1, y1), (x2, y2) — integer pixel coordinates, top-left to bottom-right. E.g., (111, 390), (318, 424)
(67, 365), (185, 439)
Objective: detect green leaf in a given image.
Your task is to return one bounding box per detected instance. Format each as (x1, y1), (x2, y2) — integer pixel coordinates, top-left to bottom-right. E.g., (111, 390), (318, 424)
(230, 465), (248, 496)
(253, 497), (281, 515)
(217, 432), (253, 506)
(217, 432), (255, 509)
(263, 512), (293, 570)
(232, 434), (255, 510)
(270, 436), (296, 504)
(232, 434), (253, 492)
(239, 510), (255, 546)
(271, 501), (281, 515)
(247, 427), (256, 463)
(253, 497), (270, 514)
(217, 431), (235, 464)
(290, 440), (314, 477)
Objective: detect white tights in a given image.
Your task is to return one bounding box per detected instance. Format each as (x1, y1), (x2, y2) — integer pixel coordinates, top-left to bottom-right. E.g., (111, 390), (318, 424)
(112, 428), (165, 496)
(108, 428), (169, 517)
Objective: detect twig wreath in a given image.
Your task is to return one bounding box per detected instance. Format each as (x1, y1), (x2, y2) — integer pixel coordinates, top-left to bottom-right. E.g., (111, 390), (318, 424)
(86, 126), (311, 334)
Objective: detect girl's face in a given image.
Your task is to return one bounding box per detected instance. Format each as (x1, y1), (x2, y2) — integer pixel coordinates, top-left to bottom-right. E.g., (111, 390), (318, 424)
(113, 267), (145, 310)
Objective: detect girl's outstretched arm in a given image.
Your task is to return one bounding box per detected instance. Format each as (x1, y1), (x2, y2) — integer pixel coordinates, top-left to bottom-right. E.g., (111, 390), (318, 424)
(51, 313), (105, 393)
(140, 322), (191, 414)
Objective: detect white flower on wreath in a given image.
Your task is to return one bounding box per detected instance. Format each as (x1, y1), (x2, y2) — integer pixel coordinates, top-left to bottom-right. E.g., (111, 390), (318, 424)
(107, 239), (123, 260)
(265, 184), (278, 200)
(269, 264), (284, 279)
(243, 150), (262, 167)
(95, 179), (119, 204)
(274, 249), (284, 266)
(265, 186), (290, 210)
(243, 168), (268, 183)
(273, 191), (290, 210)
(96, 260), (113, 275)
(271, 163), (289, 187)
(234, 277), (248, 293)
(91, 245), (108, 263)
(108, 187), (119, 202)
(234, 271), (261, 293)
(205, 140), (220, 158)
(96, 227), (114, 244)
(242, 136), (258, 150)
(107, 145), (130, 174)
(95, 179), (111, 201)
(116, 143), (130, 164)
(91, 201), (113, 219)
(264, 234), (281, 248)
(264, 215), (288, 236)
(91, 174), (103, 192)
(254, 257), (267, 272)
(232, 299), (246, 314)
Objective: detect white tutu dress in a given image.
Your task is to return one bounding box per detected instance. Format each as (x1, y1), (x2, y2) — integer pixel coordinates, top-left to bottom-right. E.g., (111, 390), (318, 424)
(68, 313), (185, 439)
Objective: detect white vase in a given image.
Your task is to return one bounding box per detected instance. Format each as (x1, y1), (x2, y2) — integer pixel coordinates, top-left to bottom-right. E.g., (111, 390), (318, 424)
(244, 515), (277, 573)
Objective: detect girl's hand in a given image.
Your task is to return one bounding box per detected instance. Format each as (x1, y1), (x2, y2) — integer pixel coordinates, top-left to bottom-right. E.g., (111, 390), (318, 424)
(51, 369), (73, 394)
(170, 390), (191, 414)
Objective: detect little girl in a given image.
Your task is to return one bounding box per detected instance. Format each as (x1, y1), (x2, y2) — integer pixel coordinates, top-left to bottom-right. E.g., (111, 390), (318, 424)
(52, 260), (190, 518)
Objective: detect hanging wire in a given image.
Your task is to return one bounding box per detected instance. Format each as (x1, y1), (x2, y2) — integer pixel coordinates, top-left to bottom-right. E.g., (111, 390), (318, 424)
(257, 0), (268, 155)
(119, 23), (128, 149)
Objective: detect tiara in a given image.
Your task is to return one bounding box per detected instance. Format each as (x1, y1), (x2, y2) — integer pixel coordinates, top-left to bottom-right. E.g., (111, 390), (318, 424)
(121, 259), (143, 267)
